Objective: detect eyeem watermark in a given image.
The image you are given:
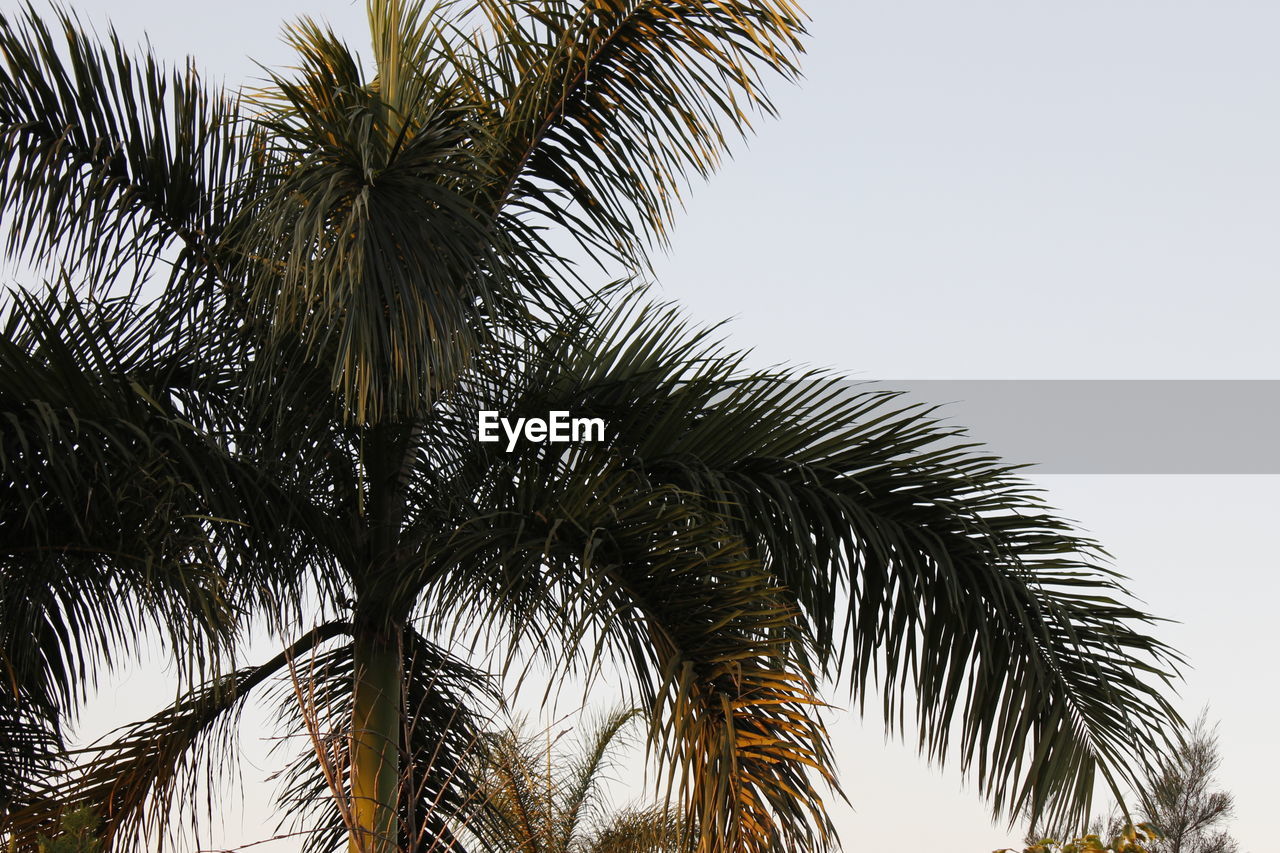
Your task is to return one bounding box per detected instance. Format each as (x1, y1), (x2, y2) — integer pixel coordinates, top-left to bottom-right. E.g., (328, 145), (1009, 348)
(478, 411), (606, 452)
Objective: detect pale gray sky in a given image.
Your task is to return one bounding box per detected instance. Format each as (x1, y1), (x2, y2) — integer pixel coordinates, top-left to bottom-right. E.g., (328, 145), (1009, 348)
(42, 1), (1280, 851)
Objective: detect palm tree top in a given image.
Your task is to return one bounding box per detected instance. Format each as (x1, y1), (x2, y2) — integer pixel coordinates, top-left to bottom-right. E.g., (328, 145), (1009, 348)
(0, 3), (1184, 853)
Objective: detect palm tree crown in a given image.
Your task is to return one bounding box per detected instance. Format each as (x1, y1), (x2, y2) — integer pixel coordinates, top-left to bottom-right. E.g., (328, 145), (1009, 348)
(0, 3), (1182, 853)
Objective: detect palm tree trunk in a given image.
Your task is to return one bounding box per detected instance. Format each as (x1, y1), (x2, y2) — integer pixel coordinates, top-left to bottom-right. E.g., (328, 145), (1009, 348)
(350, 625), (401, 853)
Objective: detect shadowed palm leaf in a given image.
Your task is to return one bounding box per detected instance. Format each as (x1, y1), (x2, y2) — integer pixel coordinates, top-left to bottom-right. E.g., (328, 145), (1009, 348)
(0, 4), (253, 293)
(0, 283), (274, 814)
(407, 291), (1180, 847)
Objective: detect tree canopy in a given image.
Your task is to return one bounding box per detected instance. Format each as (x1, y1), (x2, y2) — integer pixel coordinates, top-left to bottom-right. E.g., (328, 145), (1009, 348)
(0, 3), (1184, 852)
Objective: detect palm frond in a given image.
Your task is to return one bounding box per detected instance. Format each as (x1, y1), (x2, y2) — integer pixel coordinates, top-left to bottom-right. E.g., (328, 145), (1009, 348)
(3, 623), (352, 853)
(576, 296), (1185, 830)
(0, 3), (251, 290)
(467, 0), (807, 262)
(0, 276), (363, 820)
(557, 706), (641, 849)
(460, 718), (554, 852)
(602, 365), (1184, 828)
(408, 396), (836, 849)
(232, 0), (809, 420)
(1, 284), (236, 735)
(460, 705), (694, 853)
(583, 499), (834, 853)
(401, 288), (1180, 844)
(0, 689), (62, 816)
(581, 804), (692, 853)
(238, 9), (563, 424)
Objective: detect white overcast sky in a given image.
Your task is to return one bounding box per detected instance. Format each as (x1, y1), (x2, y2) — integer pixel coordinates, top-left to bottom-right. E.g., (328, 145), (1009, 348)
(38, 1), (1280, 851)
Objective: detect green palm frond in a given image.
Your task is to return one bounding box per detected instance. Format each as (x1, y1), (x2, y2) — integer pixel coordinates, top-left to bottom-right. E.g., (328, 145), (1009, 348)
(402, 288), (1179, 845)
(0, 278), (331, 635)
(0, 3), (251, 290)
(591, 357), (1183, 828)
(581, 294), (1180, 830)
(0, 690), (62, 816)
(0, 284), (234, 765)
(0, 278), (352, 821)
(467, 0), (807, 260)
(415, 468), (834, 850)
(3, 623), (352, 853)
(238, 1), (579, 425)
(241, 11), (537, 423)
(232, 0), (809, 421)
(401, 303), (832, 851)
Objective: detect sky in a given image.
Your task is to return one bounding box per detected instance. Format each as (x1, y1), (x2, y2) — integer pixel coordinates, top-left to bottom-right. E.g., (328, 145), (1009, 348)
(31, 1), (1280, 851)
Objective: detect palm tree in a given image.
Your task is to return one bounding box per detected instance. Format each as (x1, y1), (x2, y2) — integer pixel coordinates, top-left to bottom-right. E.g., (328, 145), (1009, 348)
(458, 707), (693, 853)
(0, 3), (1183, 853)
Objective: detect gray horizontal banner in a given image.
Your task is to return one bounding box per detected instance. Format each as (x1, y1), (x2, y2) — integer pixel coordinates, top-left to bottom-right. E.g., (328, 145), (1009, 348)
(859, 380), (1280, 475)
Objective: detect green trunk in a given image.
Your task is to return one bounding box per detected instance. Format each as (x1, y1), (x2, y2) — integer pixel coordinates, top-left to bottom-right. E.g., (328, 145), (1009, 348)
(349, 626), (401, 853)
